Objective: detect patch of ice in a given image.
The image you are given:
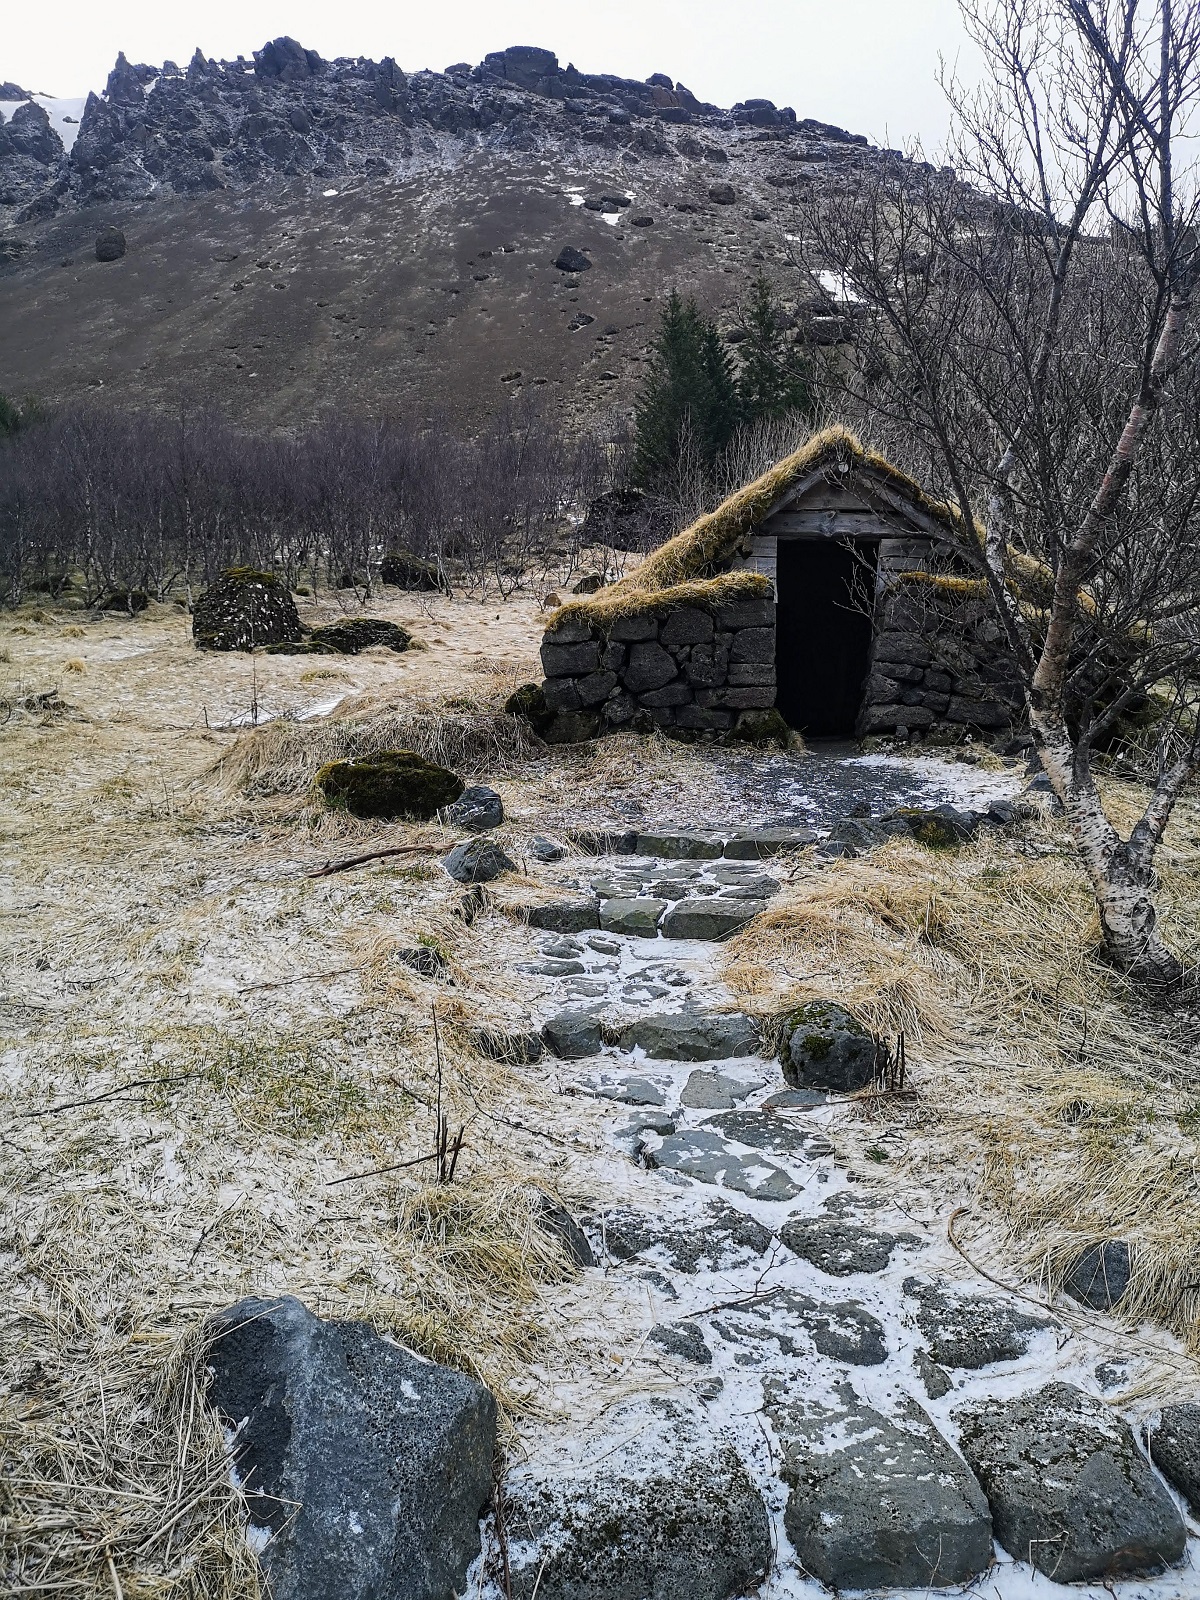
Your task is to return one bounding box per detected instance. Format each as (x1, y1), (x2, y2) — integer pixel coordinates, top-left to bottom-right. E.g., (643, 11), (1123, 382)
(246, 1524), (273, 1555)
(601, 212), (620, 226)
(322, 188), (340, 197)
(297, 692), (350, 720)
(816, 268), (862, 304)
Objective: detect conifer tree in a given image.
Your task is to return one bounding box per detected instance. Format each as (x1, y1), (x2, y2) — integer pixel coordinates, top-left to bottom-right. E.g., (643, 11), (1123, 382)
(736, 273), (812, 422)
(633, 291), (740, 487)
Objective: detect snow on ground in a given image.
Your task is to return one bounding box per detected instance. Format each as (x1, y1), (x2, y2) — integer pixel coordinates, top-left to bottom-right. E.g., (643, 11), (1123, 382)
(0, 95), (88, 151)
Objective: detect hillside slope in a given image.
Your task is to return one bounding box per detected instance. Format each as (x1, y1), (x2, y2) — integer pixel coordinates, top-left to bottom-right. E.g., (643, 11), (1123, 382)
(0, 41), (890, 429)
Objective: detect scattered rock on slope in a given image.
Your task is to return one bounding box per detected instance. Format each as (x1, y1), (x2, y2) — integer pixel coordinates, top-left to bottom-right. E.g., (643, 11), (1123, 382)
(95, 224), (126, 261)
(955, 1382), (1186, 1582)
(779, 1000), (878, 1091)
(315, 750), (464, 819)
(205, 1295), (497, 1600)
(443, 784), (504, 831)
(1147, 1402), (1200, 1516)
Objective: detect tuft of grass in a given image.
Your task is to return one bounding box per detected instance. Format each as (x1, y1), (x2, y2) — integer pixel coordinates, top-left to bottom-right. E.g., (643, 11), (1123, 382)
(64, 657), (86, 674)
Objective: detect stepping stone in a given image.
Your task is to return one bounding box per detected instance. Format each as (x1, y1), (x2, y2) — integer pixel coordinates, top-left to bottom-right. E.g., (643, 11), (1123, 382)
(583, 1073), (666, 1107)
(660, 899), (767, 940)
(647, 1130), (801, 1201)
(761, 1088), (831, 1109)
(540, 937), (583, 957)
(526, 902), (600, 933)
(715, 876), (780, 899)
(1147, 1403), (1200, 1516)
(905, 1277), (1054, 1368)
(586, 935), (621, 954)
(648, 880), (717, 899)
(520, 958), (586, 976)
(679, 1070), (763, 1110)
(504, 1398), (772, 1600)
(714, 1288), (887, 1365)
(634, 829), (724, 859)
(562, 979), (612, 997)
(647, 1321), (712, 1364)
(618, 1011), (759, 1061)
(704, 1110), (833, 1159)
(541, 1010), (603, 1060)
(599, 1201), (773, 1272)
(599, 898), (667, 936)
(956, 1383), (1186, 1582)
(779, 1216), (898, 1276)
(590, 876), (646, 899)
(722, 826), (816, 858)
(764, 1382), (992, 1590)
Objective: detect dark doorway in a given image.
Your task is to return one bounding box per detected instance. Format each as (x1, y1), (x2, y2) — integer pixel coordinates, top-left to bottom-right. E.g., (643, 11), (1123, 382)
(775, 539), (877, 736)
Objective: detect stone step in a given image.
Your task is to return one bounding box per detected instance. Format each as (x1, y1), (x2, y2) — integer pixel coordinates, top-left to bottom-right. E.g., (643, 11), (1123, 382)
(569, 825), (816, 859)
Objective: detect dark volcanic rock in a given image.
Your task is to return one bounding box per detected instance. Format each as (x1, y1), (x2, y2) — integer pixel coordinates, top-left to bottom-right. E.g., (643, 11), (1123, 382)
(779, 1215), (898, 1275)
(443, 837), (514, 882)
(600, 1200), (773, 1271)
(1147, 1402), (1200, 1516)
(1063, 1239), (1131, 1310)
(505, 1398), (771, 1600)
(779, 1000), (878, 1091)
(541, 1009), (603, 1059)
(535, 1195), (594, 1266)
(647, 1320), (711, 1363)
(616, 1010), (759, 1061)
(714, 1288), (887, 1366)
(956, 1383), (1186, 1582)
(205, 1294), (496, 1600)
(443, 784), (504, 831)
(905, 1276), (1054, 1368)
(193, 567), (301, 650)
(766, 1381), (992, 1590)
(95, 224), (127, 261)
(554, 245), (592, 272)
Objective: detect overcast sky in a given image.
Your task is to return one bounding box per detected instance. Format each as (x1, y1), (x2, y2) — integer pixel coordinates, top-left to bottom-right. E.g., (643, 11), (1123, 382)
(6, 0), (977, 153)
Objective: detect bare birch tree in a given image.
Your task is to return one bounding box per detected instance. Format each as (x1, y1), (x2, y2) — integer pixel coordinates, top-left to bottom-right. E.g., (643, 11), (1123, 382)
(795, 0), (1200, 987)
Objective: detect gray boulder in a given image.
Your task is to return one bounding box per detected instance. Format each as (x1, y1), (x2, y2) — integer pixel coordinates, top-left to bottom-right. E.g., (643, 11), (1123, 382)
(765, 1382), (992, 1590)
(541, 1009), (603, 1059)
(526, 901), (601, 933)
(905, 1277), (1053, 1368)
(617, 1010), (759, 1060)
(1147, 1402), (1200, 1516)
(443, 785), (503, 831)
(956, 1382), (1186, 1581)
(95, 224), (126, 261)
(599, 897), (666, 936)
(1063, 1240), (1131, 1310)
(505, 1397), (771, 1600)
(647, 1321), (712, 1364)
(205, 1295), (496, 1600)
(780, 1215), (898, 1275)
(679, 1070), (762, 1109)
(600, 1201), (773, 1271)
(529, 835), (566, 862)
(714, 1288), (887, 1366)
(535, 1195), (594, 1267)
(553, 245), (592, 272)
(780, 1000), (878, 1091)
(647, 1129), (801, 1200)
(443, 838), (514, 883)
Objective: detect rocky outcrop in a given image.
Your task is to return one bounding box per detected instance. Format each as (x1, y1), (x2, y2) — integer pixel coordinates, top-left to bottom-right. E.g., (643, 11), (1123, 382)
(205, 1295), (497, 1600)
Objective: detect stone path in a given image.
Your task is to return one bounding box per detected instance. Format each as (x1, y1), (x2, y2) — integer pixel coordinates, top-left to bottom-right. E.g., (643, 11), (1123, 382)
(483, 813), (1200, 1600)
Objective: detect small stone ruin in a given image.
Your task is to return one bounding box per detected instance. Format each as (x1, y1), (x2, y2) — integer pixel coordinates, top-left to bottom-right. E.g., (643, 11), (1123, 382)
(192, 567), (302, 651)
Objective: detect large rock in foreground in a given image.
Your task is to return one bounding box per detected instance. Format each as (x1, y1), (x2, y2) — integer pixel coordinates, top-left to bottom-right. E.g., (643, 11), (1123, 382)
(205, 1295), (497, 1600)
(193, 567), (303, 650)
(505, 1397), (771, 1600)
(956, 1382), (1186, 1582)
(779, 1000), (878, 1091)
(765, 1381), (993, 1590)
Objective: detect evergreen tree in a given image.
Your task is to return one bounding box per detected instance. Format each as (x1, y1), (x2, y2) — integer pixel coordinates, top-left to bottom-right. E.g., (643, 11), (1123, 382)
(633, 291), (740, 487)
(735, 273), (812, 422)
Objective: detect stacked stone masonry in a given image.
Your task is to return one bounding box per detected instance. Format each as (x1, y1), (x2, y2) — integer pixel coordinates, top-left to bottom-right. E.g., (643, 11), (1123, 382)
(540, 596), (776, 744)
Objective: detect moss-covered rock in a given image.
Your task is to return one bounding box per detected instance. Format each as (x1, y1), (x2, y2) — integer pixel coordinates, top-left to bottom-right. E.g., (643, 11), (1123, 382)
(897, 805), (976, 848)
(193, 568), (303, 652)
(730, 708), (790, 746)
(314, 750), (465, 820)
(780, 1000), (878, 1092)
(268, 618), (412, 656)
(380, 549), (449, 592)
(100, 587), (149, 614)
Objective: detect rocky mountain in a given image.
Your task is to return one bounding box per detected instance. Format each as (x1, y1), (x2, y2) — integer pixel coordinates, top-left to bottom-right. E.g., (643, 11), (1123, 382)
(0, 39), (899, 429)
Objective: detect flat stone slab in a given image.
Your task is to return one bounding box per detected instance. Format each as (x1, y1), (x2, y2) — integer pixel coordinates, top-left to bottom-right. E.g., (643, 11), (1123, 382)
(956, 1383), (1186, 1582)
(713, 1288), (887, 1366)
(634, 829), (725, 859)
(599, 1201), (774, 1272)
(599, 897), (667, 936)
(618, 1011), (760, 1061)
(505, 1398), (772, 1600)
(647, 1321), (712, 1364)
(722, 826), (817, 858)
(679, 1070), (764, 1110)
(647, 1130), (801, 1201)
(905, 1276), (1054, 1368)
(526, 901), (601, 933)
(764, 1381), (992, 1591)
(520, 958), (586, 976)
(661, 899), (768, 940)
(582, 1073), (667, 1107)
(703, 1109), (834, 1159)
(779, 1216), (899, 1276)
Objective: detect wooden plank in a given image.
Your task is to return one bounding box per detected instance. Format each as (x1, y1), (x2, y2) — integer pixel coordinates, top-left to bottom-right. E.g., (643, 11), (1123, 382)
(764, 510), (891, 537)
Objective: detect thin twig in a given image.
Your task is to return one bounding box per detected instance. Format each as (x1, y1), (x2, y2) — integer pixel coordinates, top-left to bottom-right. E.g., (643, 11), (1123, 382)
(326, 1152), (441, 1187)
(17, 1071), (206, 1119)
(305, 844), (435, 878)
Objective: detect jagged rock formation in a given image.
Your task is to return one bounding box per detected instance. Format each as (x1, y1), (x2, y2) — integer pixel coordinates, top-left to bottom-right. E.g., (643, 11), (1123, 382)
(0, 39), (908, 426)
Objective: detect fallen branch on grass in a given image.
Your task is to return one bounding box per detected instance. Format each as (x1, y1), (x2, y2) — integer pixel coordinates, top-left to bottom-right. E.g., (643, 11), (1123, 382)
(305, 844), (436, 878)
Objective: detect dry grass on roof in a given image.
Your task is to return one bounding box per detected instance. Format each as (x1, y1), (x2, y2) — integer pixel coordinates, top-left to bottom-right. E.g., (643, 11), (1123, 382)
(554, 570), (771, 630)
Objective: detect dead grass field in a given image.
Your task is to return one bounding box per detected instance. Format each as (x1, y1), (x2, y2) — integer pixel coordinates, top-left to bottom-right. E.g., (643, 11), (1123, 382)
(4, 591), (1200, 1594)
